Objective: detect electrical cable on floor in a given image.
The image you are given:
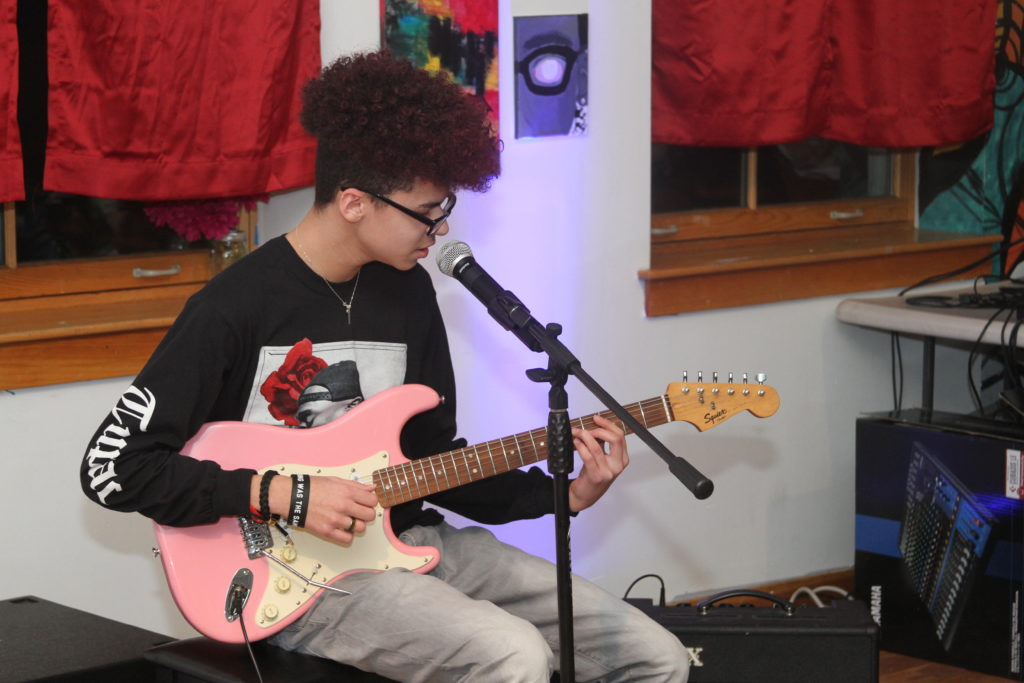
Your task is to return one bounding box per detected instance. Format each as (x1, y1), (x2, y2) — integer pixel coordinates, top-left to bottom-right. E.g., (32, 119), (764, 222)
(623, 573), (667, 606)
(788, 585), (850, 608)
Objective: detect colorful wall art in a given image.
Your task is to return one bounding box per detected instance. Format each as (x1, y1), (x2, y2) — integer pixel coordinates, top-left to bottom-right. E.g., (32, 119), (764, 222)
(382, 0), (499, 130)
(513, 14), (588, 139)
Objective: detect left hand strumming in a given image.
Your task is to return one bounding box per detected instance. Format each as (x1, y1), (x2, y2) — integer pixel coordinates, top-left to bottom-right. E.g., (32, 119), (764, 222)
(568, 414), (630, 513)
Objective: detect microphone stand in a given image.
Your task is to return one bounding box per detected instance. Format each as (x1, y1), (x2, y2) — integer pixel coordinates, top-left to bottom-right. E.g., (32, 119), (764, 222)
(492, 297), (714, 681)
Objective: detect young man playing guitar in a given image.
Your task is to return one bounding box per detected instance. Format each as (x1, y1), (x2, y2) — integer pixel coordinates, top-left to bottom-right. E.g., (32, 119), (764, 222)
(81, 51), (689, 682)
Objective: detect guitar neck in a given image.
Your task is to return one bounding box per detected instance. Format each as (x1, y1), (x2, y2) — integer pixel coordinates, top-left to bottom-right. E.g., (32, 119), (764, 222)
(373, 395), (672, 508)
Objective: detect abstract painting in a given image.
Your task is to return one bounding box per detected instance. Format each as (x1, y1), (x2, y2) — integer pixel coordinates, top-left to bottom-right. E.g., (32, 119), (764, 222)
(382, 0), (499, 130)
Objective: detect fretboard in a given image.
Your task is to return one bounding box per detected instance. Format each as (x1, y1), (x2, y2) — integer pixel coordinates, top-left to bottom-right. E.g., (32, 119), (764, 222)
(372, 394), (673, 508)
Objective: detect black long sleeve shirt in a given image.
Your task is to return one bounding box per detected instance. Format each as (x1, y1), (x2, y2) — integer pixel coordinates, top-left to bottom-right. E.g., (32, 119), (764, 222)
(81, 236), (555, 533)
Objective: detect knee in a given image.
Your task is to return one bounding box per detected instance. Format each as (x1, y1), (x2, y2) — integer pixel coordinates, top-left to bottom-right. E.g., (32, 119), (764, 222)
(636, 626), (691, 682)
(464, 620), (553, 681)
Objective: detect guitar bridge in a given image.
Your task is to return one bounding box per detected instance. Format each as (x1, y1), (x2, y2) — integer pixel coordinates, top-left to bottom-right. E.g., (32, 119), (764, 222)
(238, 516), (274, 559)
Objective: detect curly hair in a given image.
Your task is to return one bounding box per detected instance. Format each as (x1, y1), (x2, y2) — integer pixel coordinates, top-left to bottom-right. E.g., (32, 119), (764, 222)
(301, 51), (501, 206)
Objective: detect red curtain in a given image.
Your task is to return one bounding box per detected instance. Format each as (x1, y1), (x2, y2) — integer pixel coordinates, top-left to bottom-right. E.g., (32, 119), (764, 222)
(43, 0), (321, 201)
(652, 0), (997, 148)
(0, 0), (21, 202)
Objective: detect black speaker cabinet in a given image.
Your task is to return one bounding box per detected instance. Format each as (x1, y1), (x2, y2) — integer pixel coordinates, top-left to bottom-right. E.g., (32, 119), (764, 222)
(0, 595), (174, 682)
(629, 595), (878, 682)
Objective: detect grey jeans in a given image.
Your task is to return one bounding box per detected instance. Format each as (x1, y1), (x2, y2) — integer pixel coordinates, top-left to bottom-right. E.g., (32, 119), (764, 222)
(270, 522), (689, 682)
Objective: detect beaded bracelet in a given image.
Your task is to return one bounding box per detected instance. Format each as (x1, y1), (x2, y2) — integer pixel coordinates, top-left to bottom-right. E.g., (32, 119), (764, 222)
(288, 474), (310, 528)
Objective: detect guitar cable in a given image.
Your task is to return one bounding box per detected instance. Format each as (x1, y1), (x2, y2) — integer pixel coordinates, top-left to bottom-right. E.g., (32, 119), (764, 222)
(238, 615), (265, 683)
(224, 577), (266, 683)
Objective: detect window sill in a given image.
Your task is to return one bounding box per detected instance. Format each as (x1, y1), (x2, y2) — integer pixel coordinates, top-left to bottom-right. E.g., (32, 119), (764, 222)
(638, 224), (1001, 316)
(0, 284), (201, 390)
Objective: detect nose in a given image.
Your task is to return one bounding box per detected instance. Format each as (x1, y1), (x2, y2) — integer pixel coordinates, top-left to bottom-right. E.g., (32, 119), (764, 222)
(434, 219), (450, 237)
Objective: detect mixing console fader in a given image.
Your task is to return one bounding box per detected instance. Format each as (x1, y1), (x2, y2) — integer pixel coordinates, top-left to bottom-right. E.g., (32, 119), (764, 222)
(898, 446), (994, 650)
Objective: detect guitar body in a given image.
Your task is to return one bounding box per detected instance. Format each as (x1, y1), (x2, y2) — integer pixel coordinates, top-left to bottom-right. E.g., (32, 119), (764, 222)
(153, 383), (443, 643)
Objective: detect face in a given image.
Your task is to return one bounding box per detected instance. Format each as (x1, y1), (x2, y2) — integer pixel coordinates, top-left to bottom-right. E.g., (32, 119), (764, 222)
(354, 179), (452, 271)
(297, 395), (363, 428)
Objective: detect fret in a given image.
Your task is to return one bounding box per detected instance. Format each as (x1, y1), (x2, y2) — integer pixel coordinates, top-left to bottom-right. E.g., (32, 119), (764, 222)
(458, 448), (473, 481)
(499, 438), (511, 472)
(637, 401), (647, 427)
(372, 472), (388, 507)
(420, 458), (434, 495)
(383, 466), (399, 505)
(512, 433), (528, 467)
(477, 440), (489, 479)
(526, 429), (541, 462)
(397, 463), (412, 499)
(483, 443), (493, 475)
(430, 456), (447, 492)
(471, 444), (484, 478)
(660, 394), (670, 422)
(448, 450), (464, 489)
(412, 460), (427, 497)
(394, 465), (409, 502)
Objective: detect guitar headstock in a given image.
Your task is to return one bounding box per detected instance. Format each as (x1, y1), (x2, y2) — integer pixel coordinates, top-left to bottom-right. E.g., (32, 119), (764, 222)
(666, 376), (780, 432)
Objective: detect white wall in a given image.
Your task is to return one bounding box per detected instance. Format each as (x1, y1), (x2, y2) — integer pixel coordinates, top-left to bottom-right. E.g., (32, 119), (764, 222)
(1, 0), (980, 638)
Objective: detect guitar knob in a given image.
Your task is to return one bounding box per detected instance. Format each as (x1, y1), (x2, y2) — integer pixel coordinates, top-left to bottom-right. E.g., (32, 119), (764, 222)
(262, 604), (279, 621)
(274, 576), (292, 593)
(280, 545), (297, 562)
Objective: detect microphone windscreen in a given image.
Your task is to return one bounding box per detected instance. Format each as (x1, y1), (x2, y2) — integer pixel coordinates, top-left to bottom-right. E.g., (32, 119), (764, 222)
(436, 241), (473, 277)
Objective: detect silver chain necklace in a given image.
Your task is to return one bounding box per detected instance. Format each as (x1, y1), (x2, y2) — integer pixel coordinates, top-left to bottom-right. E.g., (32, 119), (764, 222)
(295, 239), (362, 325)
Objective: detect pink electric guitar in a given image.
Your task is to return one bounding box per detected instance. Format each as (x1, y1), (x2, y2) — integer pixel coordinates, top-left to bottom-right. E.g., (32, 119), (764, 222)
(153, 378), (780, 642)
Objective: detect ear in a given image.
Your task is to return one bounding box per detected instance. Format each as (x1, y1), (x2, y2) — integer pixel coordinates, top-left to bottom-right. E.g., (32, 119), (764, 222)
(334, 188), (369, 224)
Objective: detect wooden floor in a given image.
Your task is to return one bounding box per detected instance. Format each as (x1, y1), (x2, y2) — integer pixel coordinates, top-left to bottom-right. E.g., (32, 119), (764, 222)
(880, 650), (1011, 681)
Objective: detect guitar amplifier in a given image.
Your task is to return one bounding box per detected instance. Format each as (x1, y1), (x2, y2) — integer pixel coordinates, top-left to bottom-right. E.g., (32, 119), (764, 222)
(628, 593), (878, 682)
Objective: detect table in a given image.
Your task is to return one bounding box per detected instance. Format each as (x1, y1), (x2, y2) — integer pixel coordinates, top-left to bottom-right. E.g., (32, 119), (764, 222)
(836, 283), (1022, 412)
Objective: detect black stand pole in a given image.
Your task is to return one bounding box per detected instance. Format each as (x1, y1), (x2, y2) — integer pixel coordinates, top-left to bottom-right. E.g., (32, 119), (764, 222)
(461, 279), (714, 679)
(516, 314), (714, 679)
(526, 324), (576, 680)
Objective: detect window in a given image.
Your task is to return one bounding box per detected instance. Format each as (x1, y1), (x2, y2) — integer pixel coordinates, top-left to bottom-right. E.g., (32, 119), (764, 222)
(0, 198), (254, 390)
(639, 139), (1000, 316)
(0, 0), (310, 391)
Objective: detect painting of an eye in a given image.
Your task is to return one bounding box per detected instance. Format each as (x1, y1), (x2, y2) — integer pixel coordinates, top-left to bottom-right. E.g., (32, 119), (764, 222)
(516, 45), (579, 96)
(529, 54), (568, 87)
(514, 14), (588, 138)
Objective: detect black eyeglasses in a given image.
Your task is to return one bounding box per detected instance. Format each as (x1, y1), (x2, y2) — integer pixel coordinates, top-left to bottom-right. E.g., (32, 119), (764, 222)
(344, 187), (457, 237)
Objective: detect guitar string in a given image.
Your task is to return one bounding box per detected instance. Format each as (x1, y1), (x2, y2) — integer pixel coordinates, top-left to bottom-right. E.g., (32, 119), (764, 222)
(378, 397), (672, 505)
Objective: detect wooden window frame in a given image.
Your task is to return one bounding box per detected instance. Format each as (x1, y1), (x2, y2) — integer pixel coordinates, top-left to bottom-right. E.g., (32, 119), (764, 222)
(0, 202), (256, 389)
(639, 149), (1000, 316)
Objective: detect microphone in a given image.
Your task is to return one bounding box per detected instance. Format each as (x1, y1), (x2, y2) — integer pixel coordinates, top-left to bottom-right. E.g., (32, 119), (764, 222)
(436, 241), (543, 352)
